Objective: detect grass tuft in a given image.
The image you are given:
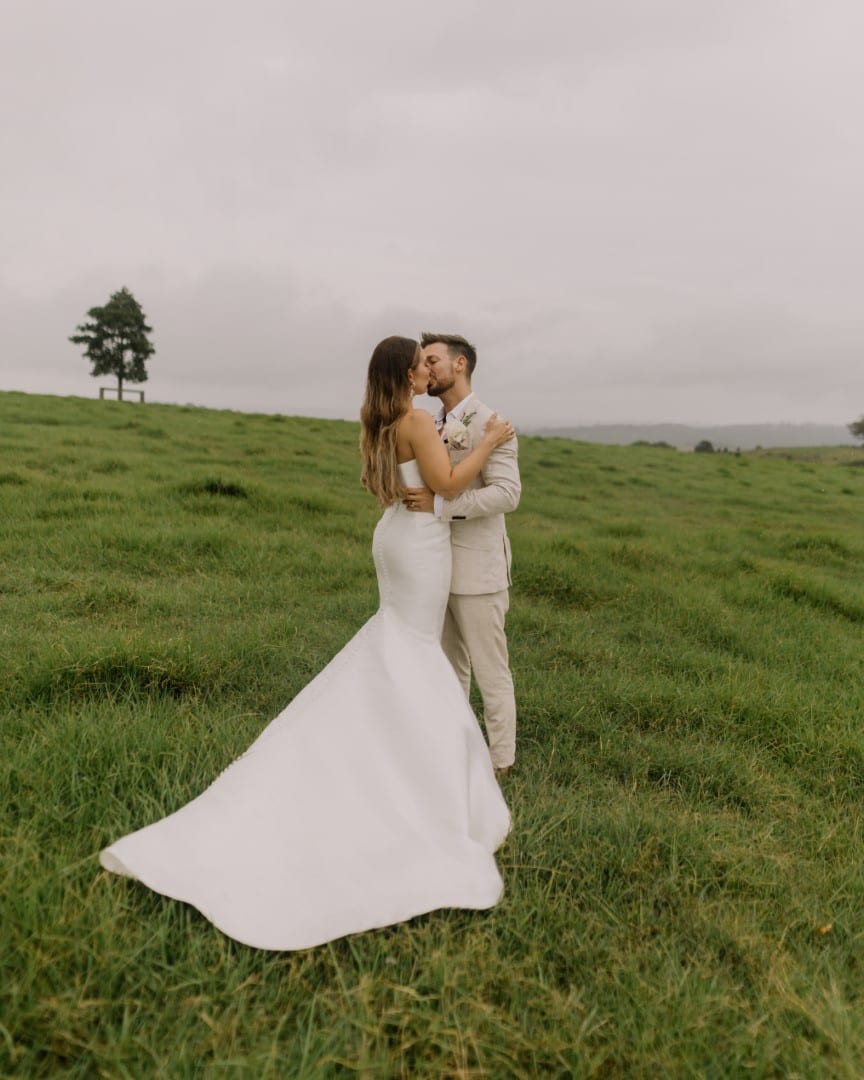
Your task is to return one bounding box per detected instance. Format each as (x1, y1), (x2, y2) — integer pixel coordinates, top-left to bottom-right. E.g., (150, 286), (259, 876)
(184, 478), (249, 498)
(21, 651), (211, 705)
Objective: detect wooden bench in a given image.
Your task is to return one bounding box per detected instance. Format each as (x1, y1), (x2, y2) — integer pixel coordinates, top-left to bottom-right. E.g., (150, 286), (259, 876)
(99, 387), (145, 402)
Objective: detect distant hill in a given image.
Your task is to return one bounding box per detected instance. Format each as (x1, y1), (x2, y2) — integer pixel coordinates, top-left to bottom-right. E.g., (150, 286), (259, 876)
(528, 422), (857, 450)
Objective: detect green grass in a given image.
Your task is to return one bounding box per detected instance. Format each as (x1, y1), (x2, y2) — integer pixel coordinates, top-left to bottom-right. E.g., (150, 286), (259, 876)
(2, 390), (864, 1077)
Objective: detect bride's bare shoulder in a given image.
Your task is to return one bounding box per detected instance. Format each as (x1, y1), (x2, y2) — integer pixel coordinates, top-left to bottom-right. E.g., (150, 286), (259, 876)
(402, 409), (435, 429)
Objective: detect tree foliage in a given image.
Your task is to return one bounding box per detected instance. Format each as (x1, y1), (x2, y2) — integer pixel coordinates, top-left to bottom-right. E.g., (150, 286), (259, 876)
(693, 439), (715, 454)
(69, 287), (154, 394)
(849, 417), (864, 444)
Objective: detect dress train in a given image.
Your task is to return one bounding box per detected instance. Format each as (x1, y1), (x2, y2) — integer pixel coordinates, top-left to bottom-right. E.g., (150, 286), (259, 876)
(100, 461), (510, 950)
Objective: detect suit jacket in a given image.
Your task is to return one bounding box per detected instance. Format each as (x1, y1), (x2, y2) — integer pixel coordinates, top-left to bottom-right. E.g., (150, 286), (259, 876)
(439, 397), (521, 595)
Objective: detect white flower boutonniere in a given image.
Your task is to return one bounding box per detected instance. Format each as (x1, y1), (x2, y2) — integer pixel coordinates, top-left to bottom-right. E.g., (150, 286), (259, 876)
(443, 411), (477, 451)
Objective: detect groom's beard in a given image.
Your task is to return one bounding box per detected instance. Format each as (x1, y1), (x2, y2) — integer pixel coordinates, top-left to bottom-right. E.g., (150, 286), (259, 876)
(427, 376), (454, 398)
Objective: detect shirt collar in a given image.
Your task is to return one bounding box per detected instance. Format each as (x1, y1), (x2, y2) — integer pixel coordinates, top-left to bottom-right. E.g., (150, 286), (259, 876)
(436, 392), (476, 425)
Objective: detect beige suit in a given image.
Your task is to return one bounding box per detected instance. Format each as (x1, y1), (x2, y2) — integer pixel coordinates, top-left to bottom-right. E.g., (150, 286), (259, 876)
(438, 397), (521, 768)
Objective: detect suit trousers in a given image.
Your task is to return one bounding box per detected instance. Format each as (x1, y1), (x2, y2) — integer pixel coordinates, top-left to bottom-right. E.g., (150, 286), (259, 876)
(441, 590), (516, 768)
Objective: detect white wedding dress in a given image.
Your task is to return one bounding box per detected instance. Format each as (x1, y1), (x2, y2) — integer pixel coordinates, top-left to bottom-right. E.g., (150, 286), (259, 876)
(100, 461), (510, 950)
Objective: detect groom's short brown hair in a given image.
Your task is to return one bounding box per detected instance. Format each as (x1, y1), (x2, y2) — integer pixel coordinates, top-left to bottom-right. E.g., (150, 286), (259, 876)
(420, 332), (477, 378)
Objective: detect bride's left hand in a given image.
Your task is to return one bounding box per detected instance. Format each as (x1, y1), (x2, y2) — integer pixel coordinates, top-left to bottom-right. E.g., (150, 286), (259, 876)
(403, 486), (434, 513)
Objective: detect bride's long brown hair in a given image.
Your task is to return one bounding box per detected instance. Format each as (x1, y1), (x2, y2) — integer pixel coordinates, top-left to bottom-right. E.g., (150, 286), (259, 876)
(360, 336), (419, 507)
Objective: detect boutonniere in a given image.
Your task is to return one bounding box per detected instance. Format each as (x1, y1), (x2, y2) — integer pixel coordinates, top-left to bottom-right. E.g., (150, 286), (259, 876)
(443, 411), (476, 451)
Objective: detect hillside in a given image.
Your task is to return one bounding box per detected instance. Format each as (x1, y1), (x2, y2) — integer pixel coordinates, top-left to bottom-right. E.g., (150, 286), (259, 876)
(2, 389), (864, 1076)
(531, 420), (857, 450)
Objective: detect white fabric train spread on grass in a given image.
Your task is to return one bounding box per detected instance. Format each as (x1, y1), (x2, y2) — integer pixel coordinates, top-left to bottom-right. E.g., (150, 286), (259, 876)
(100, 460), (510, 950)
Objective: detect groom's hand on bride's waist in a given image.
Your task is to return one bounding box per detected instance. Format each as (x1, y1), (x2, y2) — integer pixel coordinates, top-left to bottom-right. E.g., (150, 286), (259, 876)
(402, 486), (435, 514)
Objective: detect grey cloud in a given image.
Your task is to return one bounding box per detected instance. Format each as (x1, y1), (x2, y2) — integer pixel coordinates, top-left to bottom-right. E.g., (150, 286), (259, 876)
(3, 1), (864, 428)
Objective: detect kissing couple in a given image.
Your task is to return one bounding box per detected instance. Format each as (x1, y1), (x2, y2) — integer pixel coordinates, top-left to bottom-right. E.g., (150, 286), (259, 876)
(100, 332), (522, 950)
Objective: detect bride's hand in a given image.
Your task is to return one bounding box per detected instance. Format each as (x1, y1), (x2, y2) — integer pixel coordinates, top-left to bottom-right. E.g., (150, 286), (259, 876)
(482, 412), (516, 449)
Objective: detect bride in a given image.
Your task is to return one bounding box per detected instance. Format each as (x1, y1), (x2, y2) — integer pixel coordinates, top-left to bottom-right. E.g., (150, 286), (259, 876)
(100, 336), (514, 950)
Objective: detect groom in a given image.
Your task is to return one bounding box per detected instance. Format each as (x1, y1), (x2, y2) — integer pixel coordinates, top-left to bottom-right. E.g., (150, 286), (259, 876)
(403, 332), (521, 776)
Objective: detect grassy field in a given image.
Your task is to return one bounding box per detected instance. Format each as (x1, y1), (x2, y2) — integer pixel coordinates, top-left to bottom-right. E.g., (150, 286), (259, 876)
(2, 389), (864, 1078)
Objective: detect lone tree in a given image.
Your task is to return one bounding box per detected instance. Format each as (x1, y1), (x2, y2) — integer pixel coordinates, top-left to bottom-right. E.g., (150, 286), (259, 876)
(70, 287), (154, 398)
(849, 416), (864, 444)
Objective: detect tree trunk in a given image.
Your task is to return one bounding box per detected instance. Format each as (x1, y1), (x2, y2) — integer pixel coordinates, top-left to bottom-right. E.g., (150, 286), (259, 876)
(117, 373), (123, 401)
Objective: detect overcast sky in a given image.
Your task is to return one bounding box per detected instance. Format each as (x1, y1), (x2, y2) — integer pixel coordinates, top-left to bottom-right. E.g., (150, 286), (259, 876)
(2, 1), (862, 427)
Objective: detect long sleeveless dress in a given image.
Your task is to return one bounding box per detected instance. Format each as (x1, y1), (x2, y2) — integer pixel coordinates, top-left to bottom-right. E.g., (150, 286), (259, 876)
(99, 461), (510, 950)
